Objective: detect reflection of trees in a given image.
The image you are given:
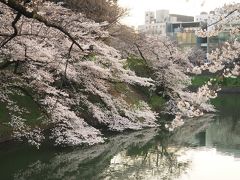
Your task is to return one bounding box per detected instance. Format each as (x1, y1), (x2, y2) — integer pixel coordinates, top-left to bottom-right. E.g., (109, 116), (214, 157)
(211, 93), (240, 139)
(170, 114), (216, 147)
(2, 94), (240, 179)
(98, 130), (190, 180)
(171, 93), (240, 151)
(11, 111), (236, 180)
(206, 116), (240, 150)
(11, 127), (192, 180)
(10, 112), (231, 180)
(13, 129), (158, 180)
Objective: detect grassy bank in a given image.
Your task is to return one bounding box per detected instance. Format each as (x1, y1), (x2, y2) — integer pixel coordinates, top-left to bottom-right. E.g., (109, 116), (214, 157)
(0, 89), (45, 140)
(191, 75), (240, 87)
(124, 56), (166, 111)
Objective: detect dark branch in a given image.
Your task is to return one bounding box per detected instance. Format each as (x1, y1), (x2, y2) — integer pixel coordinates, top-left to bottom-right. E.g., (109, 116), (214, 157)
(64, 42), (74, 79)
(134, 43), (148, 64)
(0, 12), (21, 48)
(207, 9), (238, 28)
(0, 0), (84, 51)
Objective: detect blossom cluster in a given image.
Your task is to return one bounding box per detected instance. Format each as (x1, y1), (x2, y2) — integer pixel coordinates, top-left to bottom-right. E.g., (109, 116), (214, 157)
(0, 1), (157, 146)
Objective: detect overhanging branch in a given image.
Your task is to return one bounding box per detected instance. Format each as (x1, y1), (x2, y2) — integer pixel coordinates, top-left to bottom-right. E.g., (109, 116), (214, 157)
(0, 0), (84, 51)
(0, 12), (21, 48)
(207, 9), (238, 28)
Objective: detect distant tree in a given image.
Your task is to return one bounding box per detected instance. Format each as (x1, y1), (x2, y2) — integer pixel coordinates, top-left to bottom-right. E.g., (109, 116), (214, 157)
(107, 24), (139, 57)
(56, 0), (127, 26)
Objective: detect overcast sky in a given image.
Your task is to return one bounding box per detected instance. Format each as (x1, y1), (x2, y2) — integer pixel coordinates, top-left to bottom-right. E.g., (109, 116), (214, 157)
(118, 0), (239, 27)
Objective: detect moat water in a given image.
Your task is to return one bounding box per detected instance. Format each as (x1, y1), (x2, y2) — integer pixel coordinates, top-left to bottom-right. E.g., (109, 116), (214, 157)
(0, 93), (240, 180)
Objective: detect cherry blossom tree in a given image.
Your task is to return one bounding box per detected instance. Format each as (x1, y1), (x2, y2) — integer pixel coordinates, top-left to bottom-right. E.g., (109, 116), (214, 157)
(195, 3), (240, 77)
(56, 0), (127, 26)
(110, 26), (223, 130)
(0, 0), (157, 147)
(187, 47), (206, 66)
(164, 3), (240, 130)
(132, 36), (219, 129)
(1, 1), (238, 147)
(168, 2), (240, 131)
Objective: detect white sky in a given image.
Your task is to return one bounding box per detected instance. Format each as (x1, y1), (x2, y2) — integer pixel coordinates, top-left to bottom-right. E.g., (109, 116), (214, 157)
(118, 0), (239, 27)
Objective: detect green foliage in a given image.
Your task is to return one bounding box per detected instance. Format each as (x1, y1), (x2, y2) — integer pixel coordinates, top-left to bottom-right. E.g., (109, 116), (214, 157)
(220, 77), (240, 87)
(0, 89), (45, 139)
(149, 94), (166, 111)
(110, 82), (143, 106)
(124, 57), (153, 78)
(191, 75), (240, 87)
(83, 53), (96, 62)
(0, 103), (12, 138)
(191, 75), (214, 86)
(123, 57), (166, 111)
(10, 93), (44, 126)
(211, 93), (240, 118)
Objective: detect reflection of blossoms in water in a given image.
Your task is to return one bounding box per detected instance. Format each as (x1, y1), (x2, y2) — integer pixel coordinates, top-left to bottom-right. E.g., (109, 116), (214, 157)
(3, 95), (240, 180)
(13, 128), (159, 180)
(12, 109), (240, 180)
(99, 147), (190, 180)
(9, 108), (240, 180)
(166, 115), (185, 131)
(11, 127), (192, 180)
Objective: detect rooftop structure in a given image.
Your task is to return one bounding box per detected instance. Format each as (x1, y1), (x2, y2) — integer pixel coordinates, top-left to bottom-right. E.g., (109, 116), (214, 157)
(166, 22), (207, 50)
(139, 10), (194, 36)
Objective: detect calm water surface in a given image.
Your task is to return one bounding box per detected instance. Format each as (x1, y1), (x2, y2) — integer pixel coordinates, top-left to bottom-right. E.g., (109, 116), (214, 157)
(0, 93), (240, 180)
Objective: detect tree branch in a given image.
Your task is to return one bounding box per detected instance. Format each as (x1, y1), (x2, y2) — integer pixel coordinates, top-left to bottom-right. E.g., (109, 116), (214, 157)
(207, 9), (238, 28)
(64, 42), (74, 79)
(0, 12), (21, 48)
(0, 0), (84, 51)
(134, 43), (148, 64)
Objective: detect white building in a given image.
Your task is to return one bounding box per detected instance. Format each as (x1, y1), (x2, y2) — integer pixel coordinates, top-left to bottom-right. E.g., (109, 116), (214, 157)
(145, 11), (155, 24)
(195, 11), (217, 27)
(195, 10), (239, 29)
(195, 12), (209, 23)
(138, 23), (167, 36)
(138, 10), (194, 36)
(156, 10), (169, 23)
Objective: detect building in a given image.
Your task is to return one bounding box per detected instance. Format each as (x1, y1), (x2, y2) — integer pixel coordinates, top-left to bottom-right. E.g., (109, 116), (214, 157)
(139, 9), (239, 54)
(138, 23), (167, 36)
(145, 11), (155, 24)
(156, 10), (169, 23)
(170, 14), (195, 22)
(166, 22), (207, 50)
(194, 11), (240, 52)
(138, 10), (194, 36)
(195, 11), (216, 25)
